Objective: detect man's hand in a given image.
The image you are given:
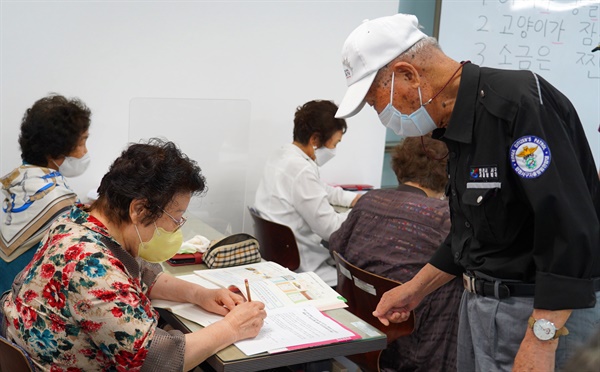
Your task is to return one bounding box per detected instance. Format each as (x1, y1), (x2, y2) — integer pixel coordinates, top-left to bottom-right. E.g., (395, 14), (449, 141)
(373, 283), (420, 326)
(372, 264), (455, 326)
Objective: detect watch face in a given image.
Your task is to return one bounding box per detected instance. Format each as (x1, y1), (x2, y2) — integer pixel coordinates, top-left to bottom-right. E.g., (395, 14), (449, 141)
(533, 319), (556, 341)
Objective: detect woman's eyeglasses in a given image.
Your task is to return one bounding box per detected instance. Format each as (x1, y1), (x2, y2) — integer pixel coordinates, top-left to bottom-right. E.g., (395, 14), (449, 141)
(161, 209), (187, 232)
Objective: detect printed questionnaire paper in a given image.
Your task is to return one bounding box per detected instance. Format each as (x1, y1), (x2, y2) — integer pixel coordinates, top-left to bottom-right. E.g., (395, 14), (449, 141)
(234, 305), (359, 355)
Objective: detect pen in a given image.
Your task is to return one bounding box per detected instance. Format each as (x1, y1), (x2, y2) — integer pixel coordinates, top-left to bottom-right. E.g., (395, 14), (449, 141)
(245, 279), (252, 302)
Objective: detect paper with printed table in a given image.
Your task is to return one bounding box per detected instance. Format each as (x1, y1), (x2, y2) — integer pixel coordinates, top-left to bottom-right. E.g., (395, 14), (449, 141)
(152, 262), (354, 355)
(194, 261), (347, 311)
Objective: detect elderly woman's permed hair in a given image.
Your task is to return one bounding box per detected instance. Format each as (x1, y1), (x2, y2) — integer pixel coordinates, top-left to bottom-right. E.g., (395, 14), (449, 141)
(391, 136), (448, 193)
(19, 94), (91, 166)
(94, 138), (207, 226)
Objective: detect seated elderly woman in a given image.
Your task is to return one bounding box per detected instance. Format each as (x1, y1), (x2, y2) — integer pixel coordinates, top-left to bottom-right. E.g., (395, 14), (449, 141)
(329, 136), (463, 372)
(1, 139), (266, 371)
(1, 94), (91, 295)
(254, 100), (360, 286)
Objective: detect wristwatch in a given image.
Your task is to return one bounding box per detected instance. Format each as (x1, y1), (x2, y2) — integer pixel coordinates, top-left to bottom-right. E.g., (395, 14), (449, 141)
(528, 317), (569, 341)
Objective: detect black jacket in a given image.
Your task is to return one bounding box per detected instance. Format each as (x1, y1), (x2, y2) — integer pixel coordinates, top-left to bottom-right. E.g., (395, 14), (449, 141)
(430, 62), (600, 310)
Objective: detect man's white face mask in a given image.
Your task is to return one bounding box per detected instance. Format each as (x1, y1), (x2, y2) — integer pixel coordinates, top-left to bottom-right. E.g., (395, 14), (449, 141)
(377, 72), (437, 137)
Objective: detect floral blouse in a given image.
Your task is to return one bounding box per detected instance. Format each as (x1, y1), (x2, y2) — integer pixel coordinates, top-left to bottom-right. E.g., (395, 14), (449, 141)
(1, 206), (185, 372)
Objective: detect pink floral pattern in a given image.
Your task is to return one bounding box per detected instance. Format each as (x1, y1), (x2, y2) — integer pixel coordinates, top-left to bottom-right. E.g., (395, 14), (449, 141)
(2, 207), (159, 371)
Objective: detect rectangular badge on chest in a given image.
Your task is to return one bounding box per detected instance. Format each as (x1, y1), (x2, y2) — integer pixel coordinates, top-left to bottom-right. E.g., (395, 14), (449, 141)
(469, 165), (498, 181)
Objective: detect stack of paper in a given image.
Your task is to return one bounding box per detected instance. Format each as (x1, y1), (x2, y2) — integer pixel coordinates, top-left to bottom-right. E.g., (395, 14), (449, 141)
(236, 305), (359, 355)
(152, 262), (356, 355)
(193, 261), (347, 311)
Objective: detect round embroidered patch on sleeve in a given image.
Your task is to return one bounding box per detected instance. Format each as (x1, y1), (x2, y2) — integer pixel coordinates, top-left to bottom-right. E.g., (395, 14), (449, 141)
(510, 136), (551, 179)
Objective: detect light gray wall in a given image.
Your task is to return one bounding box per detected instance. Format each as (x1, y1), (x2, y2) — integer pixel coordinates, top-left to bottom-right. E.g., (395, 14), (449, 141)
(1, 1), (398, 232)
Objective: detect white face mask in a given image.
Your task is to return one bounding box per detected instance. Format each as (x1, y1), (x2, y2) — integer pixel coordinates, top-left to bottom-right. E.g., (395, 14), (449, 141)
(378, 72), (437, 137)
(314, 147), (336, 166)
(57, 152), (91, 177)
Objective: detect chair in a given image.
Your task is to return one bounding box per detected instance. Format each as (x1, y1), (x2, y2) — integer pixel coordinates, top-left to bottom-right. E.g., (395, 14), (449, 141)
(332, 251), (415, 372)
(248, 207), (300, 271)
(0, 335), (35, 372)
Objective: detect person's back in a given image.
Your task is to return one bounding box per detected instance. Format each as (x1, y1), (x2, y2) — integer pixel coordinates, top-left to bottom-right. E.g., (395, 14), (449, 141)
(331, 189), (462, 371)
(330, 137), (462, 371)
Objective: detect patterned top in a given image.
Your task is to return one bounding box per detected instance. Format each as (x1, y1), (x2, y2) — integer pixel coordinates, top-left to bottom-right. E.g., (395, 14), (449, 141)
(1, 165), (78, 294)
(1, 165), (77, 259)
(1, 206), (186, 372)
(330, 185), (463, 372)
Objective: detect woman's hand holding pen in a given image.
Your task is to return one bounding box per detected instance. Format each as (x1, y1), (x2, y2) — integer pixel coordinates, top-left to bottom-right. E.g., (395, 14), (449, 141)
(191, 283), (266, 341)
(223, 280), (265, 341)
(181, 289), (266, 370)
(194, 287), (245, 316)
(223, 301), (267, 341)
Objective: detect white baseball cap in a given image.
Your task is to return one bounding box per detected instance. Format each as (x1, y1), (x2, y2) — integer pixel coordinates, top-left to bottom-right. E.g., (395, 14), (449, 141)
(335, 14), (428, 119)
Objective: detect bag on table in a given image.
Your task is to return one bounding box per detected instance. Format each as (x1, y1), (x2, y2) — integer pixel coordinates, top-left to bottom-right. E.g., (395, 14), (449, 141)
(203, 233), (261, 268)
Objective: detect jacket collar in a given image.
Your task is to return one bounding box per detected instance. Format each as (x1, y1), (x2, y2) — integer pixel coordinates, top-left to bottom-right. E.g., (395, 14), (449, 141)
(397, 183), (427, 197)
(288, 143), (314, 162)
(441, 62), (480, 144)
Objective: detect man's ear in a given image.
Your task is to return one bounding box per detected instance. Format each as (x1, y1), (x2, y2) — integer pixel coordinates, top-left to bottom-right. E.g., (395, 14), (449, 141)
(129, 199), (147, 225)
(390, 61), (421, 88)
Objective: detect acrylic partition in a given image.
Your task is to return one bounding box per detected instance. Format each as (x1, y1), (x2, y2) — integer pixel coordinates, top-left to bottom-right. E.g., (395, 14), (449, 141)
(129, 98), (250, 237)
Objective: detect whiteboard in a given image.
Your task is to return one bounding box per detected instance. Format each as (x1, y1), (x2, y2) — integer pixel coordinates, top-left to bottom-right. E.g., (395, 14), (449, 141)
(439, 0), (600, 165)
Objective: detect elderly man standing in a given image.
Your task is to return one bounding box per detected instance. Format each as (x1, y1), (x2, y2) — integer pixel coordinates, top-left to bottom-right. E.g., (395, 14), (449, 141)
(335, 14), (600, 371)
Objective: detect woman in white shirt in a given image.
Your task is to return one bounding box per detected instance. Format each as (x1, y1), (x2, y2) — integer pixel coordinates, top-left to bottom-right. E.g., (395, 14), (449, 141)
(254, 100), (360, 286)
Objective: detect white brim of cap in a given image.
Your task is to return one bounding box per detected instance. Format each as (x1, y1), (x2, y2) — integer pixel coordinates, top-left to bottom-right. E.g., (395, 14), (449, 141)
(335, 70), (377, 119)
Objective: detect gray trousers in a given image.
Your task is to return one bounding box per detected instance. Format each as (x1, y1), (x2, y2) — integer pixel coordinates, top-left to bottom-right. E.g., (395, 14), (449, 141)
(457, 290), (600, 372)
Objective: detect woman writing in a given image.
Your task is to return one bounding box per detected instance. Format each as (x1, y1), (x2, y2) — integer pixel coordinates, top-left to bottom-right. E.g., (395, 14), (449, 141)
(254, 100), (360, 286)
(1, 139), (266, 371)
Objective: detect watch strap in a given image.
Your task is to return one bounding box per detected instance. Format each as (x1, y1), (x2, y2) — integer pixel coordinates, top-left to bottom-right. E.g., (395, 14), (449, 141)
(555, 324), (569, 338)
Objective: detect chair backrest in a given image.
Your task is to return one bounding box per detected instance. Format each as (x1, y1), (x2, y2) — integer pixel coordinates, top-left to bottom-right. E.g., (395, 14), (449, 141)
(248, 207), (300, 271)
(333, 251), (415, 372)
(0, 335), (35, 372)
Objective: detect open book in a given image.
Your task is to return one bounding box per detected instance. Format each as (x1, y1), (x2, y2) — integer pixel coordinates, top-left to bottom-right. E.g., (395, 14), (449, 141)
(153, 263), (355, 355)
(193, 261), (347, 311)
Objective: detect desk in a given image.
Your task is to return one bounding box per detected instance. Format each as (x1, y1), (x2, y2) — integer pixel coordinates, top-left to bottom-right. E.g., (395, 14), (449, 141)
(160, 219), (386, 372)
(157, 307), (386, 372)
